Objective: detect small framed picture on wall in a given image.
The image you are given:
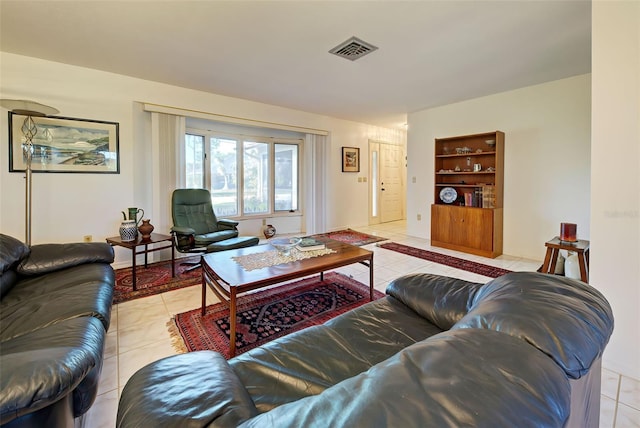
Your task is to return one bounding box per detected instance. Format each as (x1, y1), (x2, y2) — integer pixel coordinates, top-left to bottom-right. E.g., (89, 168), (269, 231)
(341, 147), (360, 172)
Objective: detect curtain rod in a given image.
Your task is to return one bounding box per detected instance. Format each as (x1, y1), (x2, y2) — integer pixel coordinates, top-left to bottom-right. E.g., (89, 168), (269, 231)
(141, 102), (329, 136)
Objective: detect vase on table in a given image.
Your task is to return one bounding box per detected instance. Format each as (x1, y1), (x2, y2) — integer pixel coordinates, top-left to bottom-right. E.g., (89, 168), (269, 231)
(119, 220), (138, 242)
(138, 219), (154, 240)
(263, 224), (276, 239)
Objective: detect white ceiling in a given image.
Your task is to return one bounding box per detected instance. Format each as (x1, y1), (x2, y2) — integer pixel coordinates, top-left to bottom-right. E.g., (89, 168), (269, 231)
(0, 1), (591, 129)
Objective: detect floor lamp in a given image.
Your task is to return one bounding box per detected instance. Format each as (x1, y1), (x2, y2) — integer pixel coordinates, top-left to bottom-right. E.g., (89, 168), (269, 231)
(1, 99), (59, 246)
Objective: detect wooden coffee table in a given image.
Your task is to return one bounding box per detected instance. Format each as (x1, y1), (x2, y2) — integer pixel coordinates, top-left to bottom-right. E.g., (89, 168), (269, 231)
(201, 238), (374, 357)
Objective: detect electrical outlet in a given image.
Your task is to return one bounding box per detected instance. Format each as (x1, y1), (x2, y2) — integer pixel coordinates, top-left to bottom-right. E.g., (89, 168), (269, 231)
(83, 235), (92, 242)
(262, 218), (266, 226)
(412, 176), (416, 183)
(417, 214), (422, 221)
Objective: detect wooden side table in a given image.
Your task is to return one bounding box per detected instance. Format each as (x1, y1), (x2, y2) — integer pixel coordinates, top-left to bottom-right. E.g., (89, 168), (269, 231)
(106, 233), (175, 290)
(541, 236), (590, 283)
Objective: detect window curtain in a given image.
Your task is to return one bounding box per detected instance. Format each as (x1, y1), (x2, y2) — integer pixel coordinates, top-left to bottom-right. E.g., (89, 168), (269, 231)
(304, 133), (327, 234)
(150, 112), (185, 237)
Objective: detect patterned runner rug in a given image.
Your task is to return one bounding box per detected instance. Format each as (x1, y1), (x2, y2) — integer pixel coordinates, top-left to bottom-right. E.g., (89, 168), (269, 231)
(113, 256), (201, 304)
(312, 229), (387, 246)
(378, 242), (512, 278)
(169, 272), (384, 359)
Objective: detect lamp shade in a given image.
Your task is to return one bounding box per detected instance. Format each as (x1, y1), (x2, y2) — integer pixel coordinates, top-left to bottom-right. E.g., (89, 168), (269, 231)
(0, 99), (59, 116)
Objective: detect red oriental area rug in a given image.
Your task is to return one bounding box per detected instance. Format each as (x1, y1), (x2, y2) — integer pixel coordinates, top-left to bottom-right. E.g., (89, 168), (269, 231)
(312, 229), (387, 246)
(169, 272), (384, 359)
(113, 256), (201, 304)
(378, 242), (512, 278)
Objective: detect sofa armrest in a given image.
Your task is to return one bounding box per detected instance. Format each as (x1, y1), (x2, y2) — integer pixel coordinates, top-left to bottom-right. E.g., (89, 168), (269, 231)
(117, 351), (259, 427)
(16, 243), (114, 276)
(218, 219), (239, 230)
(386, 273), (484, 330)
(0, 317), (105, 425)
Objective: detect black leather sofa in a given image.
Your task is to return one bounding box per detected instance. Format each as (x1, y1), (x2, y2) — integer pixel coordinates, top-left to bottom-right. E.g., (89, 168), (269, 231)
(0, 234), (115, 428)
(117, 271), (614, 427)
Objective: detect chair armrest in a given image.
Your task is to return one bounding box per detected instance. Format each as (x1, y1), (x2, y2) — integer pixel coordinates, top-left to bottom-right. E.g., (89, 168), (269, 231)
(16, 243), (114, 276)
(170, 226), (196, 235)
(218, 219), (239, 230)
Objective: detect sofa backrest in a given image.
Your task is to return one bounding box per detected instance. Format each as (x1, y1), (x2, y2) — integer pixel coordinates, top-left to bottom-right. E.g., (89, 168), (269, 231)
(387, 271), (614, 380)
(453, 271), (614, 379)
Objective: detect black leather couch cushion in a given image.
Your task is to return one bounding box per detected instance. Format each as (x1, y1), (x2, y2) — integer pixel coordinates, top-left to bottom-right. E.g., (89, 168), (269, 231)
(0, 235), (30, 298)
(0, 235), (30, 274)
(0, 263), (114, 341)
(454, 271), (615, 378)
(230, 295), (444, 412)
(239, 328), (572, 428)
(16, 242), (114, 276)
(386, 273), (484, 330)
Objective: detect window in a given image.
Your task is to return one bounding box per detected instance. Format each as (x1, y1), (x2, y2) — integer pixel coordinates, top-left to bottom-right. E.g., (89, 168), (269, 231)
(185, 129), (301, 217)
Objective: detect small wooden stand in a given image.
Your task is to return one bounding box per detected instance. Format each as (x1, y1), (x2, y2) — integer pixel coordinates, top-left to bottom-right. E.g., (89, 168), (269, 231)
(541, 237), (590, 283)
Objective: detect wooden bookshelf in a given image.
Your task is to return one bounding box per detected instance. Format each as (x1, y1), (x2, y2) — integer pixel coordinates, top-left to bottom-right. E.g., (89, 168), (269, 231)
(431, 131), (504, 258)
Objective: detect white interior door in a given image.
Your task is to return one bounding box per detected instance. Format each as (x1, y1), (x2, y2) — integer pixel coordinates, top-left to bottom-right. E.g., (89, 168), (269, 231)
(369, 140), (405, 224)
(379, 143), (405, 223)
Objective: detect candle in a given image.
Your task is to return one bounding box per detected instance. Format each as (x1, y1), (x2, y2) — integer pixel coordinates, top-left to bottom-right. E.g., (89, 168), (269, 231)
(560, 223), (577, 242)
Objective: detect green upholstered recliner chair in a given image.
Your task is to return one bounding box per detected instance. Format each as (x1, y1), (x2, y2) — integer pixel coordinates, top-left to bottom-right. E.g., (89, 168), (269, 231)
(171, 189), (259, 270)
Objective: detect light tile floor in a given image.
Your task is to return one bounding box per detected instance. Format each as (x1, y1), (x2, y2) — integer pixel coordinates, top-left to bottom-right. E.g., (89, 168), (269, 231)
(85, 221), (639, 427)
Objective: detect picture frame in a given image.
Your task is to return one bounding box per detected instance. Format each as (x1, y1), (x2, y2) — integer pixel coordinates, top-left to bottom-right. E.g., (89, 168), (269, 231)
(341, 146), (360, 172)
(8, 112), (120, 173)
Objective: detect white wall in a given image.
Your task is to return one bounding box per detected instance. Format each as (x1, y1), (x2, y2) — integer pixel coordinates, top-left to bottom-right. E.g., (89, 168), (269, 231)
(407, 74), (591, 260)
(591, 1), (640, 380)
(0, 53), (405, 266)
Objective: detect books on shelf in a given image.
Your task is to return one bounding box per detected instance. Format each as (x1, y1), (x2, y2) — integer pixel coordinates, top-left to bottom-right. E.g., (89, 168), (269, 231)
(296, 237), (326, 251)
(463, 185), (496, 208)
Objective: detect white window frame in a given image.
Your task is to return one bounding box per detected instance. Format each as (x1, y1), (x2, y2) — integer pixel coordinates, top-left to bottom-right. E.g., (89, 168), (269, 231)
(185, 128), (302, 219)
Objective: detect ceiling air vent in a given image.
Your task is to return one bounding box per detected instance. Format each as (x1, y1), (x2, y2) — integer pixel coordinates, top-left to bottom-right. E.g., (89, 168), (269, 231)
(329, 37), (378, 61)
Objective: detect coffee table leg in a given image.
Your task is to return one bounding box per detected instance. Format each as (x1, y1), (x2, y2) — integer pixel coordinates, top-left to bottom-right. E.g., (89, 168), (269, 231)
(201, 269), (207, 316)
(229, 288), (237, 357)
(171, 240), (175, 278)
(369, 256), (374, 301)
(131, 247), (137, 291)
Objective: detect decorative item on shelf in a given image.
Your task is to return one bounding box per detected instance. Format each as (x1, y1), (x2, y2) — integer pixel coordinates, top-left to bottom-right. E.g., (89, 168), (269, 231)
(560, 222), (577, 242)
(119, 220), (138, 242)
(122, 207), (144, 225)
(439, 187), (457, 204)
(138, 219), (154, 240)
(473, 163), (482, 172)
(263, 224), (276, 239)
(454, 165), (461, 172)
(485, 139), (496, 148)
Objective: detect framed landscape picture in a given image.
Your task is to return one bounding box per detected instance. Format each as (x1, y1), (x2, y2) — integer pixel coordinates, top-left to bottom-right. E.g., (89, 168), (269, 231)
(342, 146), (360, 172)
(8, 112), (120, 173)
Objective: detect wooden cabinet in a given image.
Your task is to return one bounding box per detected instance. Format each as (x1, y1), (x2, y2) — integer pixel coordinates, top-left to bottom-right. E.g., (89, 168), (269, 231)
(431, 131), (504, 258)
